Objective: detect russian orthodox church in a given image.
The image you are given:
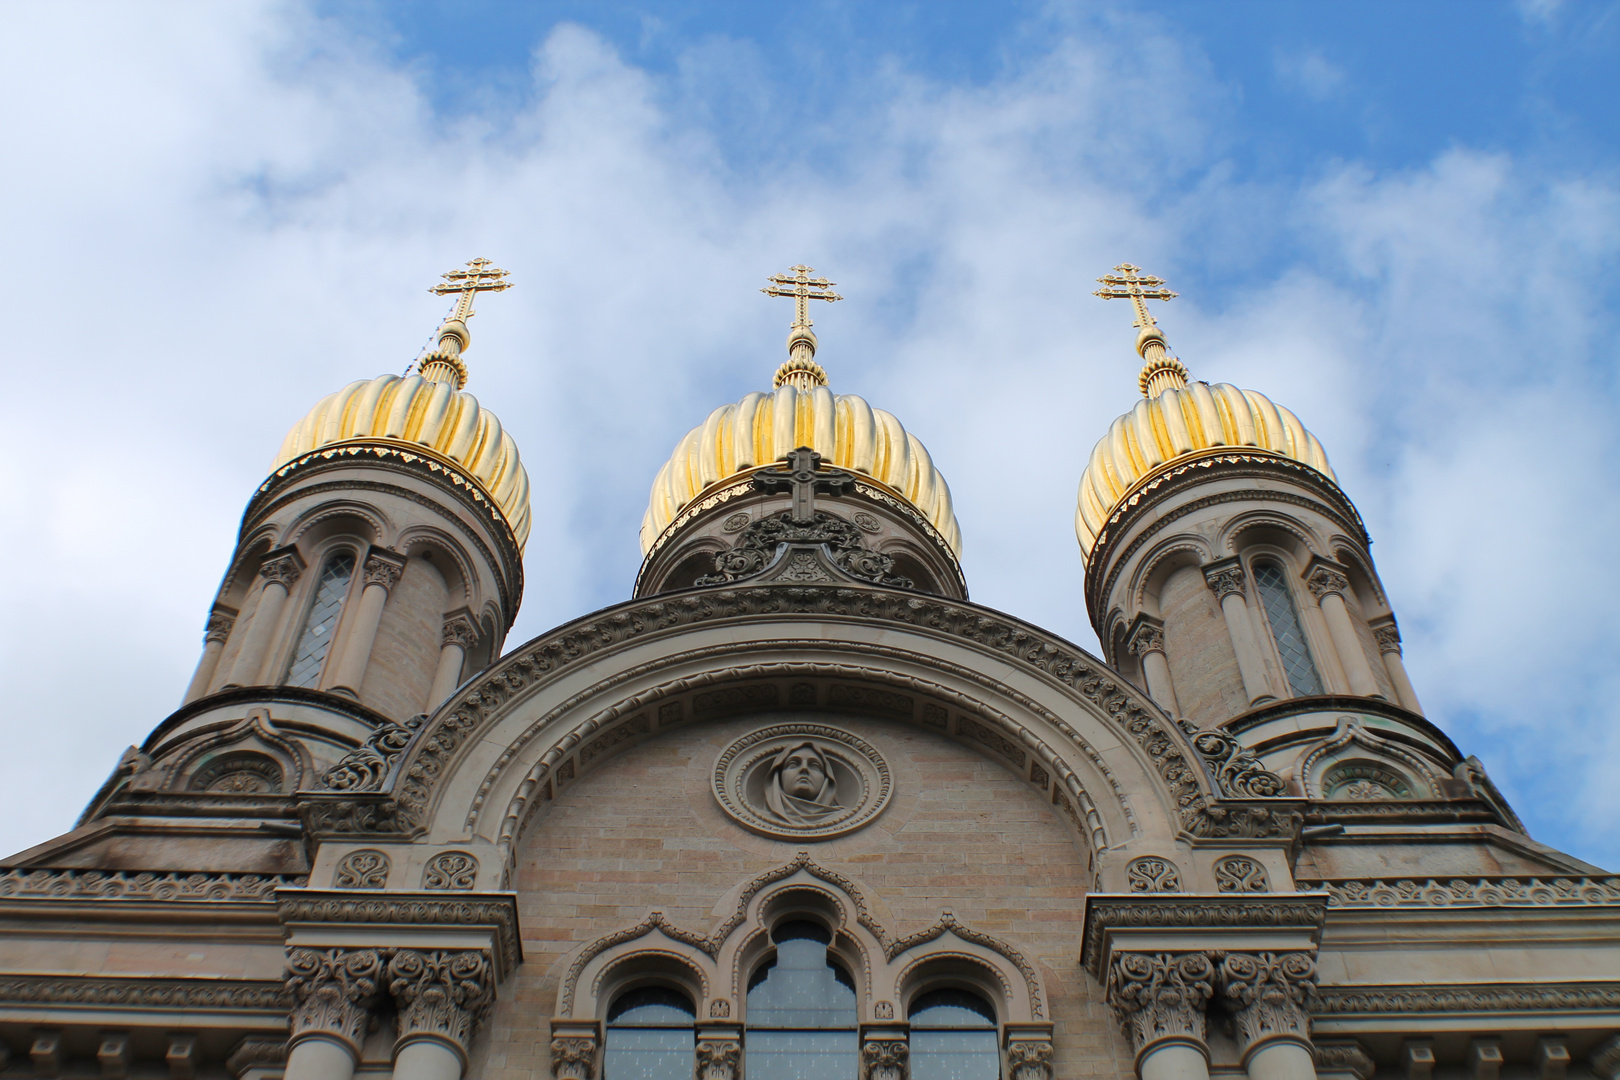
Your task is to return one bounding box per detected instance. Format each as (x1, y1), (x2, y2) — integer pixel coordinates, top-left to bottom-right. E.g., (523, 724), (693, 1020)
(1, 260), (1616, 1080)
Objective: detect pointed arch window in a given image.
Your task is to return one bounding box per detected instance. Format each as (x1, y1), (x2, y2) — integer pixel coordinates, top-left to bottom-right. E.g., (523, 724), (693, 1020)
(910, 989), (1000, 1080)
(745, 920), (858, 1080)
(285, 551), (355, 688)
(1252, 560), (1322, 696)
(604, 986), (695, 1080)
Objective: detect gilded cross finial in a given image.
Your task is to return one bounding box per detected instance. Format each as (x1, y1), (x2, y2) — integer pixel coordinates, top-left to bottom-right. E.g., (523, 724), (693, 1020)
(416, 258), (513, 389)
(762, 265), (842, 392)
(1093, 263), (1189, 398)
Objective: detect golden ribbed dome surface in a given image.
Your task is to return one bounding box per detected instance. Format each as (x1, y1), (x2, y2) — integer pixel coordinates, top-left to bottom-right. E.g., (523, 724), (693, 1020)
(641, 383), (961, 556)
(274, 373), (532, 547)
(1075, 381), (1334, 560)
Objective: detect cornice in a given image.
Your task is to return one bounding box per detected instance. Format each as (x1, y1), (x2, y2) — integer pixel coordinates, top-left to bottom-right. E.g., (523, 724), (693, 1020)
(140, 685), (397, 756)
(1080, 893), (1329, 976)
(275, 889), (522, 978)
(0, 974), (290, 1012)
(1302, 876), (1620, 910)
(1313, 981), (1620, 1016)
(0, 868), (305, 902)
(1221, 695), (1463, 764)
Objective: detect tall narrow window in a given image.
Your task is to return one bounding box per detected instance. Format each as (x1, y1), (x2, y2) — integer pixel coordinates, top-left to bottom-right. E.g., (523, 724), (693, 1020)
(1252, 560), (1323, 696)
(285, 551), (355, 688)
(910, 989), (999, 1080)
(746, 921), (858, 1080)
(605, 986), (695, 1080)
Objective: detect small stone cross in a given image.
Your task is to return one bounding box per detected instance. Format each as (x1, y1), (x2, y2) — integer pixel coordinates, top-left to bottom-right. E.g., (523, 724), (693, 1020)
(752, 447), (857, 523)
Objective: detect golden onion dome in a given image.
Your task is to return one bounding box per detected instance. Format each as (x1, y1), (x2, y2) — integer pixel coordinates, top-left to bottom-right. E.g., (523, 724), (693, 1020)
(640, 373), (961, 557)
(1074, 379), (1334, 560)
(273, 372), (533, 548)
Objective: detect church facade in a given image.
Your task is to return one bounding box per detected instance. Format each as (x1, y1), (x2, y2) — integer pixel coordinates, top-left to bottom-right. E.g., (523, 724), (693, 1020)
(2, 261), (1617, 1080)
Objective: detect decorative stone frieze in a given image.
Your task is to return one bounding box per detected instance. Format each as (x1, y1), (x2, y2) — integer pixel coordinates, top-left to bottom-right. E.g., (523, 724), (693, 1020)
(321, 714), (425, 793)
(1304, 565), (1351, 601)
(1307, 875), (1620, 908)
(285, 947), (386, 1054)
(1313, 982), (1620, 1015)
(1216, 951), (1317, 1057)
(423, 851), (479, 891)
(1126, 857), (1181, 893)
(1104, 952), (1215, 1057)
(226, 1036), (287, 1078)
(1213, 855), (1270, 894)
(861, 1038), (909, 1080)
(0, 868), (304, 900)
(334, 849), (390, 889)
(0, 973), (288, 1010)
(387, 949), (495, 1056)
(696, 1037), (742, 1080)
(550, 1035), (599, 1080)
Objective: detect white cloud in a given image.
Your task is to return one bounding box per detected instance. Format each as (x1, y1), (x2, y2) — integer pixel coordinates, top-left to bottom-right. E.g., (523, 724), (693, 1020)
(1275, 47), (1347, 101)
(1, 2), (1617, 869)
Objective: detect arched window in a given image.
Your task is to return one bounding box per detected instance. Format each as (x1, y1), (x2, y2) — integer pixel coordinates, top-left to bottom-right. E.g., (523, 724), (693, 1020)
(605, 986), (696, 1080)
(286, 551), (356, 688)
(746, 920), (857, 1080)
(1252, 560), (1322, 696)
(910, 988), (999, 1080)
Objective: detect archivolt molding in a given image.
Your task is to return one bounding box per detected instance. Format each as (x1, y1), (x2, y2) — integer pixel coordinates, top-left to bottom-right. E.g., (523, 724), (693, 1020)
(395, 524), (479, 606)
(556, 854), (1047, 1025)
(167, 711), (312, 794)
(1129, 538), (1213, 613)
(286, 501), (391, 549)
(1293, 717), (1444, 799)
(1219, 511), (1325, 559)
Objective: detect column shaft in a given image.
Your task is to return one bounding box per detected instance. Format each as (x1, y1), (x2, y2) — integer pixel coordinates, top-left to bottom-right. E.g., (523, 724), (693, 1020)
(1140, 1043), (1212, 1080)
(1380, 649), (1423, 714)
(1246, 1040), (1317, 1080)
(1141, 650), (1181, 715)
(1218, 593), (1275, 703)
(427, 642), (467, 709)
(284, 1037), (359, 1080)
(328, 582), (388, 695)
(1317, 592), (1380, 697)
(229, 582), (290, 686)
(183, 639), (226, 704)
(392, 1039), (463, 1080)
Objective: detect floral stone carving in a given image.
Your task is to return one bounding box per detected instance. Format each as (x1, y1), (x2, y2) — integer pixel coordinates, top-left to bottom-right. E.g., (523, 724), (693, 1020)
(712, 721), (892, 841)
(1218, 952), (1317, 1055)
(696, 510), (912, 589)
(387, 949), (494, 1053)
(862, 1039), (909, 1080)
(285, 947), (386, 1053)
(334, 849), (390, 889)
(423, 851), (479, 891)
(551, 1036), (599, 1080)
(1105, 952), (1215, 1056)
(697, 1039), (742, 1080)
(1214, 856), (1270, 894)
(1007, 1040), (1054, 1080)
(1127, 857), (1182, 893)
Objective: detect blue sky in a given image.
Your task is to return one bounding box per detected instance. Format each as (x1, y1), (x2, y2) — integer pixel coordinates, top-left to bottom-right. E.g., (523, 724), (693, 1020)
(1, 0), (1618, 868)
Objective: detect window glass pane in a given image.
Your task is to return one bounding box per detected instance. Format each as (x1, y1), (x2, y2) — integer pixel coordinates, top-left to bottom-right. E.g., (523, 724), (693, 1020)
(285, 552), (355, 688)
(1253, 562), (1323, 696)
(745, 1030), (858, 1080)
(911, 1031), (1000, 1080)
(910, 989), (995, 1028)
(606, 987), (694, 1080)
(746, 922), (856, 1029)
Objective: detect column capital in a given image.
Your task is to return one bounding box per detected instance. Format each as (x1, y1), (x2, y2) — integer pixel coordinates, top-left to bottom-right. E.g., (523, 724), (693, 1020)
(441, 611), (480, 650)
(861, 1036), (909, 1080)
(549, 1022), (601, 1080)
(204, 608), (236, 644)
(1104, 951), (1215, 1062)
(696, 1034), (742, 1080)
(363, 548), (408, 591)
(1127, 615), (1167, 657)
(1215, 950), (1317, 1063)
(1005, 1029), (1056, 1080)
(387, 948), (495, 1065)
(1202, 559), (1246, 600)
(1304, 560), (1351, 601)
(1371, 618), (1402, 655)
(259, 547), (306, 589)
(284, 945), (387, 1056)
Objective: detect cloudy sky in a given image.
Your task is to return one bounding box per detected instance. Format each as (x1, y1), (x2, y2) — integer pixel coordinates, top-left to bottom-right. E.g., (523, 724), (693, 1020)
(1, 0), (1617, 869)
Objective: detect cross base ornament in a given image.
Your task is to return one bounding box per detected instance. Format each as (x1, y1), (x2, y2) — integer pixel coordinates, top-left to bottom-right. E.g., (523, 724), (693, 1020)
(763, 265), (842, 390)
(1093, 263), (1189, 397)
(417, 257), (513, 389)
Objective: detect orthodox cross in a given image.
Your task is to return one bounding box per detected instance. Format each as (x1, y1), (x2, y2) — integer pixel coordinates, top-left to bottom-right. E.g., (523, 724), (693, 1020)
(431, 257), (512, 323)
(762, 265), (842, 330)
(1092, 263), (1177, 331)
(752, 447), (857, 523)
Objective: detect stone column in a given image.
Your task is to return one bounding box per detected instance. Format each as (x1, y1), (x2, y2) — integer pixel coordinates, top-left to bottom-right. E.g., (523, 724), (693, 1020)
(862, 1034), (909, 1080)
(387, 949), (494, 1080)
(1304, 567), (1380, 698)
(328, 550), (407, 697)
(1217, 952), (1319, 1080)
(227, 550), (304, 687)
(183, 609), (235, 704)
(427, 613), (479, 710)
(284, 947), (386, 1080)
(1128, 618), (1180, 716)
(1371, 621), (1424, 714)
(1105, 952), (1215, 1080)
(1005, 1030), (1055, 1080)
(695, 1029), (742, 1080)
(1203, 563), (1275, 704)
(550, 1025), (601, 1080)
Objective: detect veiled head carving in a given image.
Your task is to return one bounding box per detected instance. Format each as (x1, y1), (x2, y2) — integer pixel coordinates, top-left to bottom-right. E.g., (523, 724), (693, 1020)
(712, 721), (891, 841)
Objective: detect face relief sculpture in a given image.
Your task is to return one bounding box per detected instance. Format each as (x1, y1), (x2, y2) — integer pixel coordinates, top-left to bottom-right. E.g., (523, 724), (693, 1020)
(764, 742), (844, 826)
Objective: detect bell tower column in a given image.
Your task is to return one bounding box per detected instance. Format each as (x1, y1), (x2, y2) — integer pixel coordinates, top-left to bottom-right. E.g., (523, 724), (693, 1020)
(1304, 562), (1381, 698)
(226, 547), (305, 687)
(327, 548), (408, 696)
(1127, 616), (1180, 714)
(1203, 561), (1276, 704)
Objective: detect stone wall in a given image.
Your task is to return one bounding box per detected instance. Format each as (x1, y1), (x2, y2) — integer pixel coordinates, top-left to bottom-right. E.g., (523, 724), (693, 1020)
(1161, 565), (1247, 726)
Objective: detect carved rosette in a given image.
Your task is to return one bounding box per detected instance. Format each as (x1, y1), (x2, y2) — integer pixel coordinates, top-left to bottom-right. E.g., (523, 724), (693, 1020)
(1203, 566), (1246, 600)
(387, 949), (494, 1057)
(696, 1039), (742, 1080)
(285, 947), (386, 1054)
(1105, 952), (1215, 1058)
(551, 1036), (600, 1080)
(1007, 1040), (1054, 1080)
(363, 554), (406, 591)
(1217, 952), (1317, 1058)
(862, 1038), (909, 1080)
(1305, 566), (1350, 602)
(259, 554), (303, 589)
(442, 614), (480, 650)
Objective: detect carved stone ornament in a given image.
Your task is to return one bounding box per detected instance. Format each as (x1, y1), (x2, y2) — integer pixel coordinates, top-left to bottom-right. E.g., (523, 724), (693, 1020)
(190, 753), (286, 795)
(1217, 951), (1317, 1055)
(1127, 623), (1166, 656)
(204, 611), (235, 644)
(1203, 565), (1246, 600)
(711, 721), (892, 841)
(285, 947), (386, 1053)
(1190, 729), (1287, 798)
(551, 1036), (599, 1080)
(1126, 857), (1182, 893)
(862, 1038), (909, 1080)
(1105, 952), (1215, 1056)
(1214, 855), (1270, 894)
(259, 553), (303, 589)
(722, 511), (751, 533)
(696, 510), (913, 589)
(423, 851), (479, 891)
(388, 949), (494, 1054)
(363, 552), (406, 591)
(1305, 566), (1351, 602)
(1315, 1039), (1376, 1080)
(322, 714), (425, 792)
(852, 511), (882, 533)
(442, 614), (479, 651)
(1372, 623), (1402, 655)
(334, 849), (390, 889)
(697, 1039), (742, 1080)
(1007, 1040), (1055, 1080)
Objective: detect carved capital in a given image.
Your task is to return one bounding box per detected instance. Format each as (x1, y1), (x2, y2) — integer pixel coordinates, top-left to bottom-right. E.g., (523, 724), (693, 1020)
(1305, 565), (1351, 601)
(285, 947), (386, 1054)
(1204, 565), (1246, 601)
(204, 611), (235, 644)
(551, 1036), (600, 1080)
(441, 614), (479, 651)
(387, 949), (494, 1056)
(259, 552), (304, 590)
(1128, 622), (1167, 657)
(696, 1038), (742, 1080)
(1105, 952), (1214, 1057)
(1372, 622), (1402, 655)
(1006, 1039), (1054, 1080)
(861, 1038), (909, 1080)
(362, 551), (406, 591)
(1217, 951), (1317, 1058)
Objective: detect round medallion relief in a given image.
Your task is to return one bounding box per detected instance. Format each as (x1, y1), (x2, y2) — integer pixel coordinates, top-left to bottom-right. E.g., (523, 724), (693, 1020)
(712, 723), (891, 841)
